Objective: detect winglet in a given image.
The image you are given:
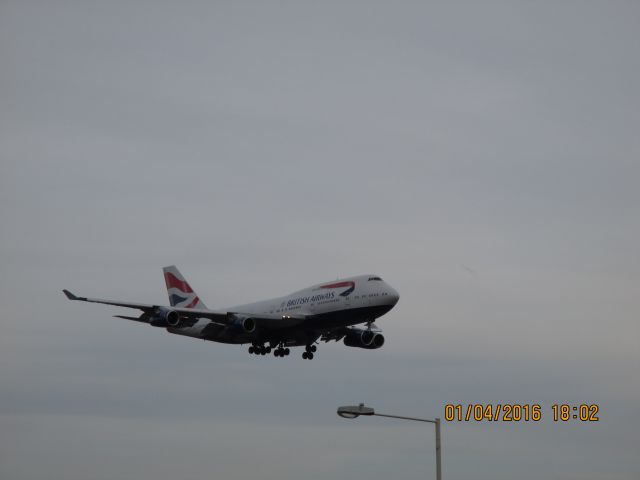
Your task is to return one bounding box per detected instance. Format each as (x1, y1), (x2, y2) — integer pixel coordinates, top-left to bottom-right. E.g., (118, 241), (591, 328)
(63, 289), (79, 300)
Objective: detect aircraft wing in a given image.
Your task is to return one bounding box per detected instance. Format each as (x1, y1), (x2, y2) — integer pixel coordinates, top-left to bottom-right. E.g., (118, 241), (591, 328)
(63, 289), (229, 323)
(247, 313), (305, 328)
(319, 323), (382, 342)
(320, 327), (349, 342)
(63, 289), (305, 328)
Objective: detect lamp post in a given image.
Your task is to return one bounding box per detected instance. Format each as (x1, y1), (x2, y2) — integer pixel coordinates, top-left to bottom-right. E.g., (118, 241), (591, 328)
(337, 403), (442, 480)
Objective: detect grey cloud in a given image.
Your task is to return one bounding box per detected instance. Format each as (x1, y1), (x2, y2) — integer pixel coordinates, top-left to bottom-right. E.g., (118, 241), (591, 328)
(1, 1), (639, 479)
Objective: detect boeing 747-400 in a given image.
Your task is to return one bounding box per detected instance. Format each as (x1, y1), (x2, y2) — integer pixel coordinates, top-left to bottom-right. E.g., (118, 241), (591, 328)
(63, 266), (399, 360)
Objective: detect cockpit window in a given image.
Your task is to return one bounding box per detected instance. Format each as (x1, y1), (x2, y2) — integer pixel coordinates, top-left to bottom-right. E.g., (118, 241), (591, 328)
(368, 276), (382, 281)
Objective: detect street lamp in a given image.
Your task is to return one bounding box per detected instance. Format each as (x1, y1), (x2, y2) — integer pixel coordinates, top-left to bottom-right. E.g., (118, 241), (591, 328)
(337, 403), (442, 480)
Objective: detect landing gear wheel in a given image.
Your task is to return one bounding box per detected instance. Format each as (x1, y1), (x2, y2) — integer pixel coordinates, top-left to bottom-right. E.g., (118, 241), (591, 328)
(274, 349), (280, 357)
(308, 352), (314, 360)
(284, 348), (290, 356)
(248, 346), (255, 354)
(302, 351), (308, 359)
(310, 345), (317, 353)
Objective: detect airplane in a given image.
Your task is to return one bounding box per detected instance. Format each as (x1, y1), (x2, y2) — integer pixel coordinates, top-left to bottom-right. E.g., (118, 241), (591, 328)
(63, 266), (400, 360)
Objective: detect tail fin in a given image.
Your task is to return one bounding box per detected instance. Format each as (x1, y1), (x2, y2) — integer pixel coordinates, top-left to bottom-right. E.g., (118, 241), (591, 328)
(162, 265), (208, 309)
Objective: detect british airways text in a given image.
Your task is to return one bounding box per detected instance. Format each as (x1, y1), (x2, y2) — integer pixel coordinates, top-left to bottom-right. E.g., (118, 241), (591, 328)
(287, 292), (335, 307)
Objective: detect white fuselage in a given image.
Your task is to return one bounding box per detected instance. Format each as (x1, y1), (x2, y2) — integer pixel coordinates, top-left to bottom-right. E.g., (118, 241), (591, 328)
(176, 274), (399, 344)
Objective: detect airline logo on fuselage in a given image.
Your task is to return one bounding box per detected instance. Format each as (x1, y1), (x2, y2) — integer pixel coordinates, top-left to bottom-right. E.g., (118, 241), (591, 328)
(320, 281), (355, 297)
(285, 281), (355, 308)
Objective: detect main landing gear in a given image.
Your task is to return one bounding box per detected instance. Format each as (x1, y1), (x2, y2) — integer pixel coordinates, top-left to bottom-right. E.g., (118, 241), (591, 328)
(302, 344), (317, 360)
(248, 343), (317, 359)
(248, 344), (271, 355)
(273, 344), (290, 357)
(249, 343), (291, 357)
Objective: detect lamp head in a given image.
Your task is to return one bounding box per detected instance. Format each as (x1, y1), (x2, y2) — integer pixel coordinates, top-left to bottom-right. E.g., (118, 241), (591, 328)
(337, 403), (375, 419)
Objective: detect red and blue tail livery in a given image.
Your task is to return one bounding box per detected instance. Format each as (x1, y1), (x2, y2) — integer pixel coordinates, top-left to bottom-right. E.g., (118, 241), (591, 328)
(163, 265), (207, 309)
(64, 268), (399, 361)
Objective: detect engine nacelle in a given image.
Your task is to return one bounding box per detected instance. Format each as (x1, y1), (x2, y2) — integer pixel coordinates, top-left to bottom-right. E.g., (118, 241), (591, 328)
(149, 307), (181, 327)
(370, 332), (385, 349)
(343, 329), (385, 349)
(228, 314), (257, 334)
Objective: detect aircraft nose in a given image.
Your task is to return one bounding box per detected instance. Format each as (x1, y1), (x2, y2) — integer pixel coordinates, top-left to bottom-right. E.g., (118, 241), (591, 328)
(388, 286), (400, 304)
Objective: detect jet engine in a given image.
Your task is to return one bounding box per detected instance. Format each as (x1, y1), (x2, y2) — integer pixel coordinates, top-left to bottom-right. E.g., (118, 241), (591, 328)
(228, 314), (257, 334)
(343, 328), (385, 349)
(149, 307), (181, 327)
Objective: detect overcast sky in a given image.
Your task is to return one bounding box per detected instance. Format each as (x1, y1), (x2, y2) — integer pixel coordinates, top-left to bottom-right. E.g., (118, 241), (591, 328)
(1, 1), (639, 479)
